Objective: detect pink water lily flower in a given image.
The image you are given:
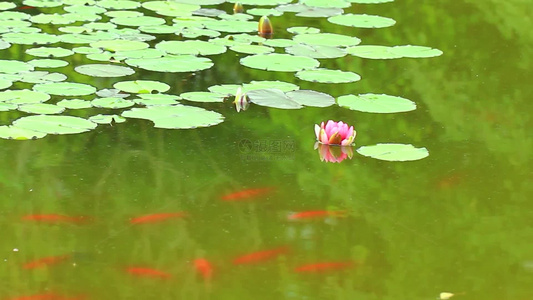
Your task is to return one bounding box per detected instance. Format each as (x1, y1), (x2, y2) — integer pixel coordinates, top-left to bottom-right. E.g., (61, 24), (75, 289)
(314, 120), (356, 146)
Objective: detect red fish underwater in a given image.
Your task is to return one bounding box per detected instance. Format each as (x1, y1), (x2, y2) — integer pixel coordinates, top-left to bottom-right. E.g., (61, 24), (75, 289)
(125, 267), (172, 279)
(23, 254), (71, 270)
(221, 187), (274, 201)
(9, 293), (86, 300)
(21, 214), (91, 224)
(287, 210), (347, 221)
(233, 247), (289, 265)
(294, 261), (355, 273)
(194, 258), (213, 280)
(130, 212), (187, 224)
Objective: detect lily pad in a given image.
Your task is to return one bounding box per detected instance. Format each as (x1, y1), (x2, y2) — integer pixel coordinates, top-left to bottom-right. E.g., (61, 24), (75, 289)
(33, 82), (97, 96)
(28, 59), (70, 68)
(0, 103), (17, 111)
(296, 69), (361, 83)
(357, 144), (429, 161)
(0, 126), (47, 140)
(89, 114), (127, 124)
(0, 90), (50, 104)
(111, 16), (166, 27)
(2, 32), (60, 45)
(247, 89), (301, 109)
(122, 105), (224, 129)
(263, 39), (296, 47)
(12, 115), (97, 135)
(230, 44), (274, 55)
(293, 33), (361, 47)
(75, 64), (135, 77)
(155, 41), (226, 56)
(287, 26), (320, 34)
(390, 45), (443, 58)
(134, 94), (180, 106)
(337, 94), (416, 113)
(57, 99), (93, 109)
(207, 84), (241, 96)
(0, 60), (34, 74)
(301, 0), (351, 8)
(19, 71), (67, 84)
(347, 45), (402, 59)
(97, 0), (140, 9)
(286, 90), (335, 107)
(0, 79), (12, 90)
(0, 3), (16, 10)
(91, 97), (135, 109)
(328, 13), (396, 28)
(243, 80), (299, 92)
(180, 92), (225, 103)
(96, 88), (130, 98)
(90, 40), (149, 52)
(350, 0), (394, 4)
(247, 8), (283, 16)
(113, 80), (170, 93)
(286, 44), (346, 59)
(240, 53), (319, 72)
(0, 39), (11, 50)
(18, 103), (65, 114)
(125, 56), (214, 73)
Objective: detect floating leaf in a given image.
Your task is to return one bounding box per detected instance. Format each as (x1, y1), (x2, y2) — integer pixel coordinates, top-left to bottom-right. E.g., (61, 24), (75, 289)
(0, 3), (16, 10)
(346, 45), (402, 59)
(98, 0), (141, 9)
(247, 8), (283, 16)
(286, 44), (346, 59)
(230, 44), (274, 54)
(263, 39), (296, 47)
(243, 80), (299, 92)
(0, 60), (34, 74)
(389, 45), (443, 58)
(89, 114), (127, 124)
(113, 80), (170, 93)
(142, 1), (200, 16)
(33, 82), (96, 96)
(125, 56), (214, 73)
(90, 40), (149, 52)
(12, 115), (97, 135)
(75, 64), (135, 77)
(180, 92), (225, 103)
(287, 26), (320, 34)
(18, 103), (65, 115)
(91, 97), (135, 109)
(286, 90), (335, 107)
(301, 0), (351, 8)
(0, 103), (17, 111)
(2, 32), (60, 45)
(0, 90), (50, 104)
(296, 69), (360, 83)
(19, 71), (67, 84)
(204, 20), (257, 33)
(73, 46), (104, 55)
(207, 84), (241, 96)
(0, 126), (47, 140)
(337, 94), (416, 113)
(240, 53), (319, 72)
(122, 105), (224, 129)
(0, 79), (12, 90)
(293, 33), (361, 47)
(135, 94), (180, 106)
(155, 41), (226, 56)
(245, 88), (302, 109)
(57, 99), (92, 109)
(22, 0), (62, 7)
(111, 16), (166, 27)
(28, 59), (70, 68)
(350, 0), (394, 4)
(0, 39), (11, 50)
(96, 88), (130, 98)
(356, 144), (429, 161)
(327, 13), (396, 28)
(229, 0), (292, 6)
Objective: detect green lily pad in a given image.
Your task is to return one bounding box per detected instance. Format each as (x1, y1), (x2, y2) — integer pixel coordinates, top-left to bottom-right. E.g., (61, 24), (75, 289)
(287, 26), (320, 34)
(75, 64), (135, 77)
(247, 8), (283, 16)
(90, 40), (149, 52)
(218, 13), (254, 21)
(12, 115), (97, 135)
(26, 47), (75, 58)
(0, 39), (11, 50)
(0, 60), (34, 74)
(97, 0), (141, 9)
(111, 16), (166, 27)
(105, 11), (143, 19)
(293, 33), (361, 47)
(65, 4), (107, 14)
(240, 53), (319, 72)
(0, 126), (47, 140)
(286, 44), (346, 59)
(18, 103), (65, 114)
(0, 11), (30, 21)
(328, 13), (396, 28)
(91, 97), (135, 109)
(134, 94), (180, 106)
(33, 82), (97, 96)
(180, 92), (225, 103)
(389, 45), (443, 58)
(263, 39), (296, 47)
(243, 80), (299, 92)
(0, 103), (17, 111)
(357, 144), (429, 161)
(125, 56), (214, 73)
(247, 88), (302, 109)
(2, 32), (60, 45)
(73, 46), (104, 55)
(295, 69), (361, 83)
(113, 80), (170, 93)
(346, 45), (403, 59)
(0, 3), (16, 10)
(0, 90), (50, 104)
(337, 93), (416, 113)
(207, 84), (241, 96)
(286, 90), (335, 107)
(350, 0), (394, 3)
(139, 25), (179, 34)
(111, 49), (165, 60)
(155, 41), (226, 56)
(96, 89), (130, 98)
(0, 79), (12, 90)
(89, 114), (127, 124)
(178, 27), (221, 38)
(301, 0), (351, 8)
(204, 20), (257, 33)
(142, 1), (200, 17)
(122, 105), (224, 129)
(57, 99), (93, 109)
(232, 0), (292, 6)
(84, 22), (117, 31)
(28, 59), (70, 68)
(230, 44), (274, 54)
(297, 7), (343, 18)
(18, 71), (67, 84)
(22, 0), (62, 7)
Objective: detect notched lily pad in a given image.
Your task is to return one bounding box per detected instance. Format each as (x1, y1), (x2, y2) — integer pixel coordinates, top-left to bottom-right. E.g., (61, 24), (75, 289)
(357, 143), (429, 161)
(125, 56), (214, 73)
(91, 97), (135, 109)
(89, 114), (126, 124)
(295, 69), (361, 83)
(327, 13), (396, 28)
(0, 89), (50, 104)
(121, 105), (224, 129)
(390, 45), (443, 58)
(113, 80), (170, 93)
(75, 64), (135, 77)
(18, 103), (65, 114)
(33, 82), (97, 96)
(28, 59), (70, 68)
(337, 94), (416, 113)
(240, 53), (319, 72)
(12, 115), (97, 135)
(57, 99), (93, 109)
(0, 126), (47, 140)
(247, 88), (334, 109)
(347, 45), (402, 59)
(180, 92), (225, 103)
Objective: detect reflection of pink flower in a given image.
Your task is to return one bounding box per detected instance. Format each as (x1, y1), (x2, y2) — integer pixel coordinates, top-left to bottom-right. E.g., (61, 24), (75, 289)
(314, 120), (356, 146)
(315, 143), (354, 163)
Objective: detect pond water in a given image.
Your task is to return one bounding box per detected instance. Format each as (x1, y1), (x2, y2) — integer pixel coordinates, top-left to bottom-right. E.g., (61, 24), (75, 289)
(1, 0), (531, 299)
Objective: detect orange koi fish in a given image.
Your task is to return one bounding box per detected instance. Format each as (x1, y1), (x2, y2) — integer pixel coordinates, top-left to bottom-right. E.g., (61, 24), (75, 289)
(126, 267), (171, 279)
(18, 6), (36, 10)
(9, 293), (85, 300)
(294, 261), (354, 273)
(287, 210), (347, 220)
(221, 187), (273, 201)
(130, 212), (187, 224)
(194, 258), (213, 280)
(233, 247), (289, 265)
(23, 254), (71, 270)
(21, 214), (91, 224)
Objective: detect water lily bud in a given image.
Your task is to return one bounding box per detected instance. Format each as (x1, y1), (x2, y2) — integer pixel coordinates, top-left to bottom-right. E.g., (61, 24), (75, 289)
(258, 16), (273, 38)
(233, 87), (249, 112)
(233, 2), (244, 14)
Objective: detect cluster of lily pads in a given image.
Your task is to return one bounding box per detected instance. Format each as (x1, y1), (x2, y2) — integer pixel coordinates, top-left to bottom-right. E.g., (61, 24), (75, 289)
(0, 0), (439, 160)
